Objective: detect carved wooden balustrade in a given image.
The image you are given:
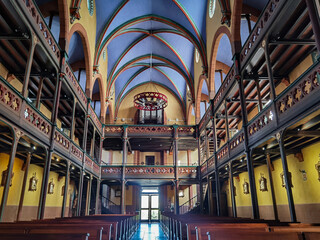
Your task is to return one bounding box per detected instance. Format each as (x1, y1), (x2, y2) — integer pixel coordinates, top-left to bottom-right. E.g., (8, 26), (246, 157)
(101, 165), (198, 180)
(88, 104), (103, 134)
(18, 0), (61, 65)
(104, 125), (196, 138)
(64, 63), (88, 109)
(213, 65), (235, 111)
(85, 154), (100, 177)
(199, 104), (212, 132)
(240, 0), (286, 69)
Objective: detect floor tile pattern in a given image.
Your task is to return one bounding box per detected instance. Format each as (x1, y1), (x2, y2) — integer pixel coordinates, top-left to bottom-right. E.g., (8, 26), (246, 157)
(131, 223), (167, 240)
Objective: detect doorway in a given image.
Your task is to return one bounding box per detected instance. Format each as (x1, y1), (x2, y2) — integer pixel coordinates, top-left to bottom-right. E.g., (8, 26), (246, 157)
(140, 194), (159, 222)
(145, 156), (155, 165)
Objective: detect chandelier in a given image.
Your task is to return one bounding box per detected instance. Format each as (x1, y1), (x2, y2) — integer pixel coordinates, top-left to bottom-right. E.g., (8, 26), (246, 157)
(134, 91), (168, 111)
(133, 47), (168, 111)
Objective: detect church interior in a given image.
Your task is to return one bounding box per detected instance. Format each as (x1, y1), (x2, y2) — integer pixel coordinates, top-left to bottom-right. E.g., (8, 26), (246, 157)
(0, 0), (320, 239)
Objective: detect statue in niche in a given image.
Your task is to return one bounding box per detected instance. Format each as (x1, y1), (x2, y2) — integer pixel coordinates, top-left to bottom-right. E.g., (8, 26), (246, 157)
(1, 169), (14, 187)
(259, 174), (268, 192)
(316, 161), (320, 181)
(29, 172), (38, 191)
(48, 179), (54, 194)
(243, 180), (249, 194)
(280, 171), (293, 188)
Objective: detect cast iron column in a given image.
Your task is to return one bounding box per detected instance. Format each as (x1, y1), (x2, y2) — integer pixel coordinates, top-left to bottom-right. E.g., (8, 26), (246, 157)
(305, 0), (320, 54)
(229, 161), (237, 217)
(235, 53), (259, 219)
(61, 161), (70, 217)
(0, 133), (19, 222)
(173, 125), (179, 215)
(121, 126), (128, 214)
(277, 131), (296, 222)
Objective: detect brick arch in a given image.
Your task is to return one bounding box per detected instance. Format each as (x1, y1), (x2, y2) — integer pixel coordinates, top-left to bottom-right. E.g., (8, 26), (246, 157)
(186, 103), (195, 125)
(195, 74), (208, 124)
(208, 26), (233, 97)
(67, 23), (93, 98)
(92, 73), (106, 122)
(105, 102), (114, 124)
(231, 0), (243, 53)
(58, 0), (69, 51)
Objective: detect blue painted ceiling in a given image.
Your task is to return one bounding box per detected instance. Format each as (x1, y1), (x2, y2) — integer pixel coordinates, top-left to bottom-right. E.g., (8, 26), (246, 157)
(95, 0), (208, 110)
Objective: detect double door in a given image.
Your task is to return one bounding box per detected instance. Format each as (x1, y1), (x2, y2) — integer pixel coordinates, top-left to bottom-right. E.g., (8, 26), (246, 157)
(141, 194), (159, 221)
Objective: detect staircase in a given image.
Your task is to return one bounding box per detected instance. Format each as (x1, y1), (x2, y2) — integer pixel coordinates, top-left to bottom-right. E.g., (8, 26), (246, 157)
(101, 196), (121, 214)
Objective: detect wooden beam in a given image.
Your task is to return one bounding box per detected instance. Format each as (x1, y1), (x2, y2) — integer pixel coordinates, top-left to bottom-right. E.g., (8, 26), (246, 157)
(286, 130), (320, 137)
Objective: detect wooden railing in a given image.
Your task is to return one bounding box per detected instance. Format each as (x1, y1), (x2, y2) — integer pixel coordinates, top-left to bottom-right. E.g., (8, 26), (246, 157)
(19, 0), (61, 64)
(101, 165), (198, 180)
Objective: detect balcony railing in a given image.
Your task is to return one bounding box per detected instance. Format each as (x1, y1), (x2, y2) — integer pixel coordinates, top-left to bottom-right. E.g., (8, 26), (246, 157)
(101, 165), (198, 180)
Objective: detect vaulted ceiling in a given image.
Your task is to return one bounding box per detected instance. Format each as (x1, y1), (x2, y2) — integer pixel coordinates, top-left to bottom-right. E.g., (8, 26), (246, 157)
(94, 0), (208, 110)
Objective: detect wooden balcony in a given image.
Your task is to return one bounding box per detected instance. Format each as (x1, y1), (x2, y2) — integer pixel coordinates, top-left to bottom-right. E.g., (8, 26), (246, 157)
(101, 165), (198, 180)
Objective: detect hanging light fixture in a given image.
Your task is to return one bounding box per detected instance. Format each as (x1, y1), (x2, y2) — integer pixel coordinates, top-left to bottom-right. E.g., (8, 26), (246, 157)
(133, 37), (168, 111)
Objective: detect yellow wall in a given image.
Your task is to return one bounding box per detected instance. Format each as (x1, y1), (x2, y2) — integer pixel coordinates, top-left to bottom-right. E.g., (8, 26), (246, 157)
(224, 141), (320, 213)
(68, 0), (97, 69)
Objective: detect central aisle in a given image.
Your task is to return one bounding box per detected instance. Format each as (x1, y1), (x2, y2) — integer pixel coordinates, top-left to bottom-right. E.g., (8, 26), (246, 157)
(132, 223), (166, 240)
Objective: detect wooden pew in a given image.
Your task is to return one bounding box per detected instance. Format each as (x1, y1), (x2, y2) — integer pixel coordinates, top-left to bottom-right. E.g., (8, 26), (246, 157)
(202, 231), (302, 240)
(0, 232), (90, 240)
(0, 224), (107, 240)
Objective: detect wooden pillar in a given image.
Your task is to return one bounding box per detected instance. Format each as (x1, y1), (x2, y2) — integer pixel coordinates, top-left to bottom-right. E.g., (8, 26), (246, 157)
(229, 162), (237, 217)
(207, 176), (213, 215)
(86, 176), (92, 215)
(306, 0), (320, 54)
(95, 179), (101, 214)
(235, 53), (259, 219)
(277, 132), (296, 222)
(39, 76), (62, 219)
(214, 162), (221, 216)
(264, 39), (277, 101)
(266, 153), (279, 221)
(35, 76), (44, 109)
(70, 100), (76, 141)
(174, 180), (180, 215)
(0, 133), (19, 222)
(17, 152), (32, 221)
(22, 33), (37, 98)
(255, 79), (263, 112)
(121, 126), (128, 214)
(173, 126), (179, 214)
(77, 168), (84, 216)
(61, 161), (70, 217)
(197, 130), (204, 213)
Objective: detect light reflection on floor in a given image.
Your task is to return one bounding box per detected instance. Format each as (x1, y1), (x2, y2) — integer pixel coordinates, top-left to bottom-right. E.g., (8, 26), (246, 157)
(131, 223), (166, 240)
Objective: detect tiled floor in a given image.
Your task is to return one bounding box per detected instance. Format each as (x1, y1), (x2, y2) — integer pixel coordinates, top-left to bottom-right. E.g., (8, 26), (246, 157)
(131, 223), (167, 240)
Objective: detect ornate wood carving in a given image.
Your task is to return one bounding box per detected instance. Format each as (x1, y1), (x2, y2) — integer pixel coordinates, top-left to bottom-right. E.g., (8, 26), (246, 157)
(54, 129), (70, 151)
(64, 64), (87, 106)
(278, 63), (320, 114)
(248, 108), (274, 137)
(0, 82), (21, 113)
(21, 0), (60, 62)
(23, 104), (51, 136)
(240, 0), (283, 66)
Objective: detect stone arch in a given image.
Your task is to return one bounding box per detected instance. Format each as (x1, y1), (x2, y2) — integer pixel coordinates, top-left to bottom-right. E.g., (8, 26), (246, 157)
(67, 23), (93, 98)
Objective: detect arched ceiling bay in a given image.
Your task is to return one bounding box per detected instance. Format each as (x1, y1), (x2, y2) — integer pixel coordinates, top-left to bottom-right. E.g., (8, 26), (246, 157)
(95, 0), (208, 111)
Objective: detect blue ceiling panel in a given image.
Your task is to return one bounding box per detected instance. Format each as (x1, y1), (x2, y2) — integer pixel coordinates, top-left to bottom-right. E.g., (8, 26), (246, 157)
(216, 34), (233, 67)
